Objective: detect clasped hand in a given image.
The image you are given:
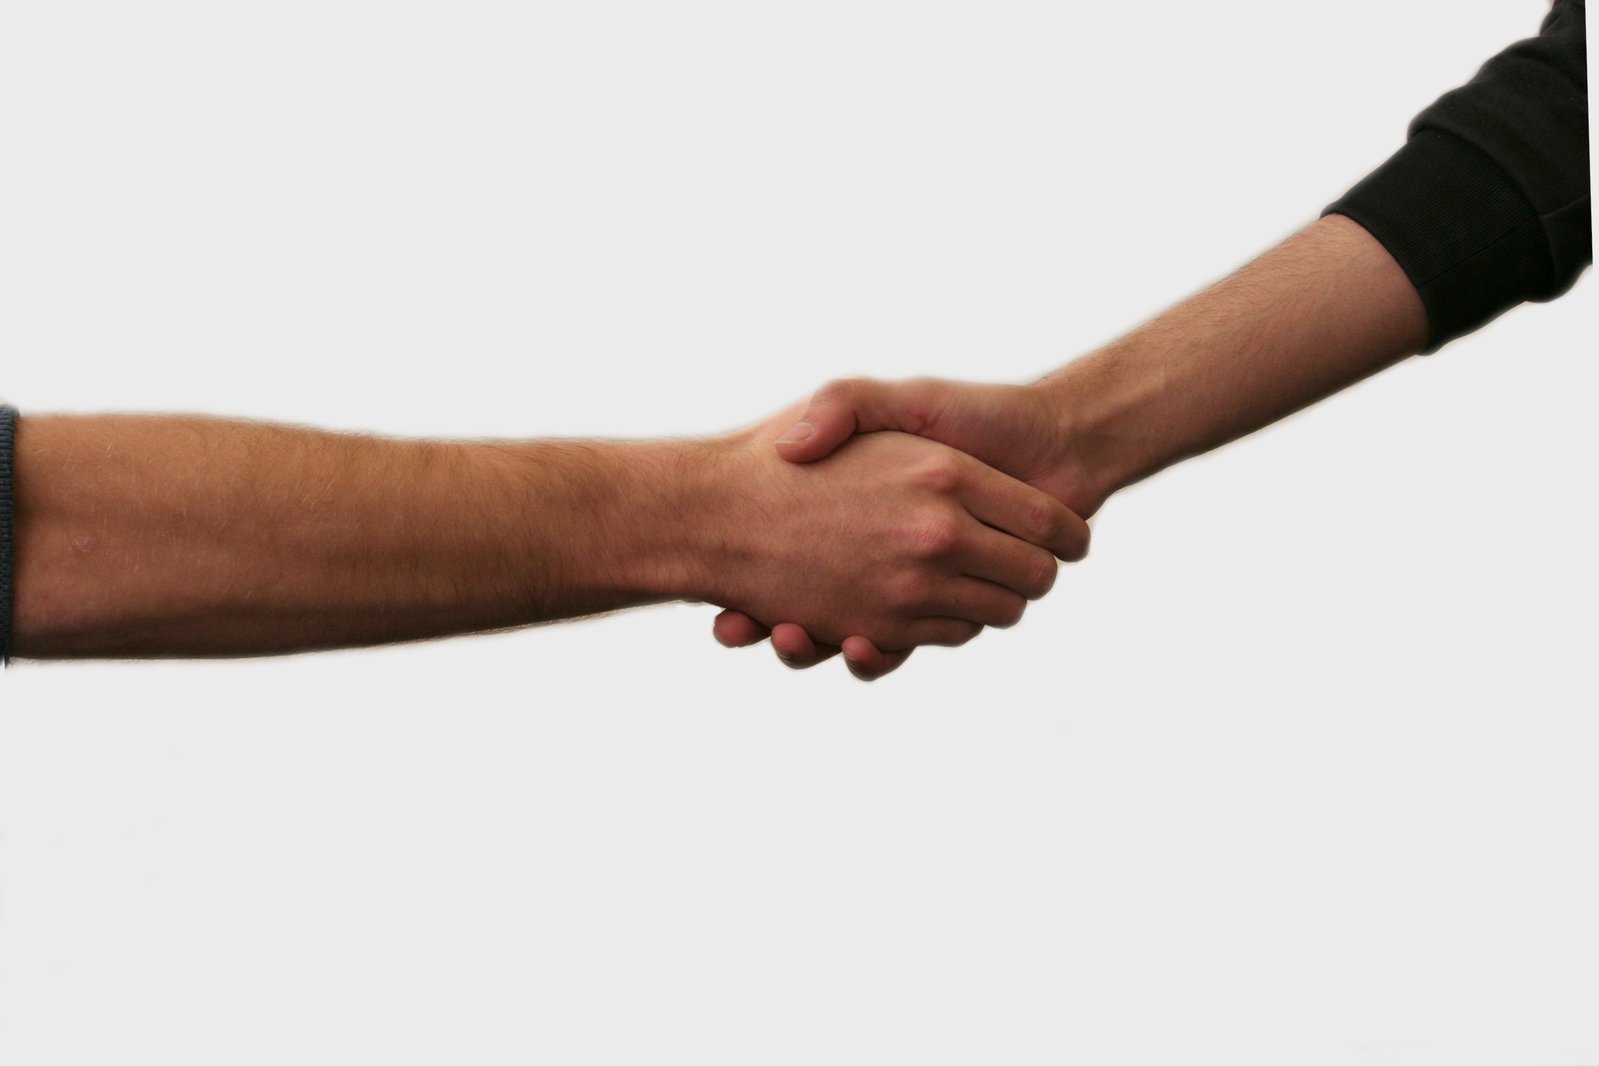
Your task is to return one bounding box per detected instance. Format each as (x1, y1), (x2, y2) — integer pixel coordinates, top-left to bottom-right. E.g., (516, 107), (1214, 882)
(708, 380), (1096, 681)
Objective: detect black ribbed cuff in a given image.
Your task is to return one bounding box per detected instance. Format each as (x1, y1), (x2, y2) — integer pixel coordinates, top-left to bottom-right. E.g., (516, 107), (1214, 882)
(1323, 128), (1555, 353)
(0, 405), (15, 666)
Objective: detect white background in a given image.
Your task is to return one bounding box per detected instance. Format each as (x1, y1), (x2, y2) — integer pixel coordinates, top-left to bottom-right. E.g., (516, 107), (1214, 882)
(1, 1), (1594, 1062)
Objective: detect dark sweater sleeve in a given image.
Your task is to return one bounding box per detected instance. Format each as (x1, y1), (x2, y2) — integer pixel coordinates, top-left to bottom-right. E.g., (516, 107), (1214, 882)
(1, 404), (16, 666)
(1323, 0), (1590, 352)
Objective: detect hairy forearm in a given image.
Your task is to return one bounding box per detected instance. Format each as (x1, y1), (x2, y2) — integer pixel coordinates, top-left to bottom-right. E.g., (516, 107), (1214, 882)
(1044, 214), (1430, 510)
(11, 415), (717, 657)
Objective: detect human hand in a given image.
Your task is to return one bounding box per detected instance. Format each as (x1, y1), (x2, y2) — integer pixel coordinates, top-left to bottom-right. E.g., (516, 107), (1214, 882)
(778, 377), (1106, 516)
(713, 378), (1099, 678)
(696, 401), (1088, 661)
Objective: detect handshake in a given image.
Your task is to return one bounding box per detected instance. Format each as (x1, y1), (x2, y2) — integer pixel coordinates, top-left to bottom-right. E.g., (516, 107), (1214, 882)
(672, 211), (1445, 681)
(5, 215), (1436, 664)
(694, 377), (1101, 682)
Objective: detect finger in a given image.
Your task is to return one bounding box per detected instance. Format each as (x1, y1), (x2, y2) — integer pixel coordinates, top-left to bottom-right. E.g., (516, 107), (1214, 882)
(930, 577), (1028, 630)
(897, 618), (984, 648)
(770, 622), (842, 670)
(954, 458), (1091, 561)
(775, 378), (945, 464)
(957, 523), (1060, 600)
(713, 609), (770, 647)
(841, 637), (912, 682)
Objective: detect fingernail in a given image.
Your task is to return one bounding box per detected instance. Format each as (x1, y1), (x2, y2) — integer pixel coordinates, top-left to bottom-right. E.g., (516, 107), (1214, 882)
(776, 421), (814, 444)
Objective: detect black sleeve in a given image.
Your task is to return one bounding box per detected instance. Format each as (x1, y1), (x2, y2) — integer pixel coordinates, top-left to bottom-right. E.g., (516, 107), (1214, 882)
(1323, 0), (1590, 352)
(0, 404), (16, 666)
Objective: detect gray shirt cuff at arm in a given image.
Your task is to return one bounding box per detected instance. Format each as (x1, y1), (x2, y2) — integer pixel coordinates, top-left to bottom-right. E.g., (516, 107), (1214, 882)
(0, 405), (16, 665)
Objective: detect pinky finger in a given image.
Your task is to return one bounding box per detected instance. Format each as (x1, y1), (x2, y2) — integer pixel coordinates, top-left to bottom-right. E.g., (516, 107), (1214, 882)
(841, 637), (913, 682)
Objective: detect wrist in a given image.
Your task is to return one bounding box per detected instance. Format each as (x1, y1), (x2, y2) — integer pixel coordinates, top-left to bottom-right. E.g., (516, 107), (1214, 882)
(616, 435), (746, 605)
(1032, 350), (1162, 517)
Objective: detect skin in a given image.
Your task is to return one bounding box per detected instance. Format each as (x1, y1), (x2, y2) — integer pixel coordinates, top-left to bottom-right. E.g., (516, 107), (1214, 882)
(716, 213), (1432, 678)
(7, 402), (1087, 659)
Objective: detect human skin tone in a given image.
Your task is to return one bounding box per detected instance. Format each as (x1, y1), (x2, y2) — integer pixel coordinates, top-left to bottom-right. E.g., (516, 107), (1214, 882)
(718, 213), (1432, 677)
(6, 403), (1087, 659)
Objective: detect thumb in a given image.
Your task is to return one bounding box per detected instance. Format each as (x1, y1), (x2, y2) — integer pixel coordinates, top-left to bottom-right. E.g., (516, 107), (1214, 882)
(775, 378), (932, 464)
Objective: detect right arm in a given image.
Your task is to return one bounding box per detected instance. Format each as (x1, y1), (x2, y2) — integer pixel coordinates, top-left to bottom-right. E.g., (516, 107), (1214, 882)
(730, 0), (1590, 675)
(780, 0), (1589, 521)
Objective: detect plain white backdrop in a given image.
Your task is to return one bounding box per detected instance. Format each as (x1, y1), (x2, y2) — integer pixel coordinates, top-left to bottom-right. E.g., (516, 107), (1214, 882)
(1, 1), (1594, 1062)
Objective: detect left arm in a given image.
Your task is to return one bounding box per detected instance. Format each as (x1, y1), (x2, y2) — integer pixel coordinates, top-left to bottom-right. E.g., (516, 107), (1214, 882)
(1, 405), (1085, 661)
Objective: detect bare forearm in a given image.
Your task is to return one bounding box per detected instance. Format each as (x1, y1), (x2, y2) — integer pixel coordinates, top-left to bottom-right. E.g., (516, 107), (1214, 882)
(1045, 214), (1430, 510)
(11, 415), (713, 657)
(728, 215), (1437, 671)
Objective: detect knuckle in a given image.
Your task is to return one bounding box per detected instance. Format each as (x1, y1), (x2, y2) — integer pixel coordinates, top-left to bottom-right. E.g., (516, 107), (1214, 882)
(914, 454), (964, 494)
(1026, 499), (1060, 542)
(907, 512), (964, 558)
(1026, 554), (1059, 598)
(993, 596), (1027, 629)
(898, 379), (940, 433)
(816, 377), (865, 407)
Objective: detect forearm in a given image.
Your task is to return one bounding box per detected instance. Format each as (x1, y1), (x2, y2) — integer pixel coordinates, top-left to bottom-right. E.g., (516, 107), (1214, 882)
(1044, 214), (1430, 510)
(10, 414), (718, 658)
(1045, 0), (1587, 509)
